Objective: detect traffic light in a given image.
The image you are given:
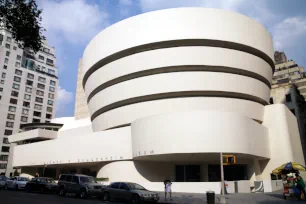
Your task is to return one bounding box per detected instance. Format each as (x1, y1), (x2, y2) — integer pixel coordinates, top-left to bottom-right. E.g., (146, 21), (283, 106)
(223, 155), (236, 165)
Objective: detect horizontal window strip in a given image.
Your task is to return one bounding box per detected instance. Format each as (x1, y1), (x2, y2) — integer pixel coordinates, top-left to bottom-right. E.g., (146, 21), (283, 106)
(83, 39), (274, 87)
(87, 65), (271, 103)
(91, 91), (268, 121)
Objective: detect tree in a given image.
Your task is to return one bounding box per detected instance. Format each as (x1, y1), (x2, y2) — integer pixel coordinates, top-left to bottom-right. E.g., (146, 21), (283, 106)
(0, 0), (45, 52)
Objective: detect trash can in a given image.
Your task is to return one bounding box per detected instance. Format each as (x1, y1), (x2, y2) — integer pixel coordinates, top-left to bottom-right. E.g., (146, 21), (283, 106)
(206, 191), (215, 204)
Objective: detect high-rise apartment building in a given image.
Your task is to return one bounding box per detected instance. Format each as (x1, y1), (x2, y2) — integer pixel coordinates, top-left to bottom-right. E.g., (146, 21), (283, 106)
(0, 30), (58, 176)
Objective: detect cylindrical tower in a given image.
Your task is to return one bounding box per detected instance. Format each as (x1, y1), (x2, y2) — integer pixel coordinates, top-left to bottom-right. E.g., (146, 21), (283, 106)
(82, 8), (274, 132)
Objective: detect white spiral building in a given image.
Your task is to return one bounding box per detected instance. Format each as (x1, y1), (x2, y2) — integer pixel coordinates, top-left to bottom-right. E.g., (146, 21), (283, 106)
(9, 8), (305, 193)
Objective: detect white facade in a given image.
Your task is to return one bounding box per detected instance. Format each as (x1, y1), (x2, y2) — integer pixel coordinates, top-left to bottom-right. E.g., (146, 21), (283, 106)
(0, 30), (58, 176)
(9, 8), (305, 193)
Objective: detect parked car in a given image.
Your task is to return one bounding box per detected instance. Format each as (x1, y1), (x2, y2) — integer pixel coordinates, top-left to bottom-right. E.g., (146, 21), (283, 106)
(57, 174), (104, 198)
(25, 177), (57, 193)
(102, 182), (159, 204)
(0, 176), (9, 189)
(5, 176), (29, 190)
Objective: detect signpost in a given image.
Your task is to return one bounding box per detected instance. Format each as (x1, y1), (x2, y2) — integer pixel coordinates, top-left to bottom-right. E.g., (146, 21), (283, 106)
(220, 154), (236, 203)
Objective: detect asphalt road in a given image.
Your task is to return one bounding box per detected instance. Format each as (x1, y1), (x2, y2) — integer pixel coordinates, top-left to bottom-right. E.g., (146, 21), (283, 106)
(0, 189), (123, 204)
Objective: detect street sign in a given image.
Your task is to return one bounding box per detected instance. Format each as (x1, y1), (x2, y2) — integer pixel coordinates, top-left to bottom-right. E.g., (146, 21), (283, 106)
(223, 155), (236, 165)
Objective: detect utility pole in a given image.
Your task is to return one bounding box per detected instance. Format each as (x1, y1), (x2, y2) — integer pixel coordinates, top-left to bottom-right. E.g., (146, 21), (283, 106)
(220, 153), (226, 204)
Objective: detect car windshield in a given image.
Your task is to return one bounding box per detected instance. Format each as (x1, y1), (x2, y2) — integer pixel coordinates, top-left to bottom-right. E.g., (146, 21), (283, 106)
(79, 176), (96, 184)
(127, 183), (146, 190)
(18, 177), (29, 181)
(47, 179), (55, 183)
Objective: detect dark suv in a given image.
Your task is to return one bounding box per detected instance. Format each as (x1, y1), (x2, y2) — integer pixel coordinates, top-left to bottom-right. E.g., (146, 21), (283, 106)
(57, 174), (104, 198)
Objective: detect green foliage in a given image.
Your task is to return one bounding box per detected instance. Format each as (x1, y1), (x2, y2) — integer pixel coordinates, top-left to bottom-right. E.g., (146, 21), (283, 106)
(0, 0), (45, 52)
(96, 177), (109, 182)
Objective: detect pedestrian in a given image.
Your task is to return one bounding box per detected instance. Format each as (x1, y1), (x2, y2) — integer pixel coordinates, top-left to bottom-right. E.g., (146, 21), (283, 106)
(164, 180), (172, 201)
(35, 173), (39, 178)
(295, 173), (306, 200)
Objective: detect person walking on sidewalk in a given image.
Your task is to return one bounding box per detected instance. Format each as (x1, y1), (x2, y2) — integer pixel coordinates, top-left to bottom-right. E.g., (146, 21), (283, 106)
(164, 180), (172, 201)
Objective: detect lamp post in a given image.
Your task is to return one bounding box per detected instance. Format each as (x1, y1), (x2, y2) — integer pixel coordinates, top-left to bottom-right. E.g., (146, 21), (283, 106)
(220, 153), (226, 204)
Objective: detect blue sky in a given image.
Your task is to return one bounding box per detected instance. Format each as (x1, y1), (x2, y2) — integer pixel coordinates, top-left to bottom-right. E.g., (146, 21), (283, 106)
(37, 0), (306, 118)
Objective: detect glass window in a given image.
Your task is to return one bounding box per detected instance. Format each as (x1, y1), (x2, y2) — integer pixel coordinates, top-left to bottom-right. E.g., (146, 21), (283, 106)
(46, 58), (54, 64)
(22, 108), (29, 115)
(59, 175), (66, 181)
(79, 176), (96, 183)
(1, 146), (9, 152)
(34, 104), (42, 110)
(6, 36), (12, 42)
(7, 114), (15, 120)
(33, 111), (41, 117)
(36, 90), (44, 96)
(37, 83), (45, 89)
(72, 176), (79, 183)
(2, 72), (6, 78)
(26, 80), (33, 86)
(12, 83), (20, 90)
(0, 155), (9, 161)
(47, 107), (53, 112)
(120, 183), (130, 190)
(5, 43), (10, 49)
(4, 129), (12, 135)
(0, 80), (5, 84)
(35, 97), (43, 103)
(3, 65), (7, 69)
(16, 55), (22, 60)
(50, 80), (56, 86)
(21, 116), (28, 122)
(23, 101), (30, 108)
(48, 100), (53, 105)
(0, 87), (3, 92)
(11, 91), (18, 97)
(13, 46), (17, 50)
(65, 175), (72, 182)
(110, 182), (120, 189)
(42, 66), (46, 72)
(25, 87), (32, 93)
(6, 51), (10, 57)
(127, 183), (146, 190)
(6, 121), (14, 128)
(38, 76), (46, 83)
(38, 55), (44, 60)
(10, 98), (17, 104)
(0, 164), (8, 169)
(27, 73), (34, 79)
(46, 114), (52, 119)
(48, 93), (54, 99)
(15, 69), (22, 76)
(24, 94), (31, 100)
(14, 76), (21, 82)
(15, 62), (20, 67)
(49, 86), (55, 92)
(48, 69), (55, 75)
(4, 58), (8, 64)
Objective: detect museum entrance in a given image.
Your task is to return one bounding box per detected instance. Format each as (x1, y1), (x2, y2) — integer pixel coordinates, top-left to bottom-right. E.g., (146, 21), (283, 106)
(208, 164), (248, 181)
(175, 165), (201, 182)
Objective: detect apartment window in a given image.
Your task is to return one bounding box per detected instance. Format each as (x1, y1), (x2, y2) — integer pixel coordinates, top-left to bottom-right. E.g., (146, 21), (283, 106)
(48, 93), (54, 99)
(27, 73), (34, 79)
(286, 94), (292, 102)
(1, 146), (10, 153)
(46, 58), (54, 64)
(6, 121), (14, 128)
(0, 80), (5, 84)
(42, 66), (46, 72)
(36, 90), (44, 96)
(46, 120), (50, 123)
(8, 106), (16, 112)
(36, 97), (43, 103)
(1, 72), (6, 78)
(46, 114), (52, 119)
(48, 100), (53, 105)
(48, 69), (55, 75)
(38, 76), (46, 83)
(34, 104), (42, 110)
(23, 101), (30, 108)
(33, 118), (40, 123)
(24, 94), (31, 100)
(14, 76), (21, 82)
(0, 155), (9, 161)
(6, 36), (12, 42)
(34, 111), (41, 117)
(10, 98), (18, 104)
(16, 55), (22, 61)
(37, 83), (45, 89)
(47, 107), (53, 113)
(22, 108), (29, 115)
(25, 87), (32, 93)
(5, 43), (10, 49)
(50, 80), (56, 86)
(13, 46), (17, 50)
(15, 62), (20, 67)
(15, 69), (22, 76)
(49, 86), (55, 92)
(12, 83), (20, 90)
(21, 116), (28, 122)
(4, 129), (12, 135)
(4, 58), (8, 64)
(3, 65), (7, 69)
(7, 114), (15, 120)
(3, 138), (9, 144)
(38, 55), (44, 60)
(6, 51), (10, 57)
(0, 164), (8, 169)
(26, 80), (33, 86)
(11, 91), (19, 97)
(0, 87), (3, 92)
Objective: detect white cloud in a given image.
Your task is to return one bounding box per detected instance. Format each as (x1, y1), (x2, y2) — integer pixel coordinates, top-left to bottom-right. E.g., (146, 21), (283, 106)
(272, 17), (306, 50)
(56, 86), (74, 116)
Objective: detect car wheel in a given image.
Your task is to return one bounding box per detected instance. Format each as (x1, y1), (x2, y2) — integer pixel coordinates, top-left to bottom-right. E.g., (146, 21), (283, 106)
(26, 185), (32, 193)
(103, 192), (110, 202)
(80, 189), (87, 199)
(131, 194), (141, 204)
(59, 187), (66, 196)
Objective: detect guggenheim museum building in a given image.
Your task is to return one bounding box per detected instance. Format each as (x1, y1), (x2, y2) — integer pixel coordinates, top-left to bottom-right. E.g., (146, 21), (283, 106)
(9, 8), (305, 193)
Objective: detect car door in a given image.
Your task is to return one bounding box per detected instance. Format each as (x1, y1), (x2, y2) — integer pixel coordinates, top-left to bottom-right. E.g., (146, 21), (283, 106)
(7, 177), (16, 188)
(38, 178), (46, 191)
(108, 182), (121, 201)
(118, 183), (132, 201)
(29, 178), (37, 191)
(70, 176), (80, 194)
(65, 175), (73, 193)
